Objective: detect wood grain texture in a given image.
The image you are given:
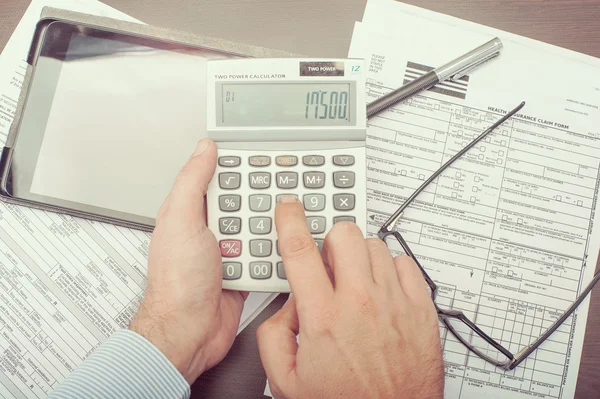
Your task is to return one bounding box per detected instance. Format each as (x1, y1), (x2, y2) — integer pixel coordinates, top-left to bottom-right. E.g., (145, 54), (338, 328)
(0, 0), (599, 398)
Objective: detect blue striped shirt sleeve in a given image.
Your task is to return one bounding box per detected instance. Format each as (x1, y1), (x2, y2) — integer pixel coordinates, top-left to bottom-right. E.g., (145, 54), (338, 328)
(49, 329), (191, 399)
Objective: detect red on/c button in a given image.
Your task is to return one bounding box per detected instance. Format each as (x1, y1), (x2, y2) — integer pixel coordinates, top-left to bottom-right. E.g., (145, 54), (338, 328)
(220, 240), (241, 257)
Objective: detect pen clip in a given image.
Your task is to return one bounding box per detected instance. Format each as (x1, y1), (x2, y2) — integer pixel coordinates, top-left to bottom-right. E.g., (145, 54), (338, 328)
(449, 51), (500, 82)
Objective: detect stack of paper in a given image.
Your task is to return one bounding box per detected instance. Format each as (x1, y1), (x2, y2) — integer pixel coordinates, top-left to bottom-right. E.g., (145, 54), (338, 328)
(265, 0), (600, 398)
(0, 1), (277, 397)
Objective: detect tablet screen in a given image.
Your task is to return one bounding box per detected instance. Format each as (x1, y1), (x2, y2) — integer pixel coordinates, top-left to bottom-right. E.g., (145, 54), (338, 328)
(9, 22), (238, 226)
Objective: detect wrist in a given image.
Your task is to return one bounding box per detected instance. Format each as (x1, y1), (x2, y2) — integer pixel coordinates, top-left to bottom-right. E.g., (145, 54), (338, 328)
(129, 306), (208, 384)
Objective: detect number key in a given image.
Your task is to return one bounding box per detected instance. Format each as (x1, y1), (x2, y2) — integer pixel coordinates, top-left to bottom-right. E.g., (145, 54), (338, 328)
(250, 217), (272, 235)
(250, 262), (273, 279)
(250, 240), (272, 257)
(303, 194), (325, 212)
(249, 195), (271, 212)
(222, 263), (242, 280)
(306, 217), (326, 234)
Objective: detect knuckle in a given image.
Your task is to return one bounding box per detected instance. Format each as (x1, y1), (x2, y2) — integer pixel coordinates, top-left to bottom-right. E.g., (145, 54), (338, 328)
(393, 254), (414, 267)
(365, 237), (390, 256)
(329, 221), (361, 240)
(281, 233), (316, 259)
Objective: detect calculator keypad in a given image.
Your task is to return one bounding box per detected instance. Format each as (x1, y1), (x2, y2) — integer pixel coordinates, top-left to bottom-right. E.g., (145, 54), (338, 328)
(219, 195), (241, 212)
(333, 171), (355, 188)
(219, 156), (241, 167)
(209, 147), (366, 292)
(303, 194), (326, 212)
(276, 172), (298, 189)
(219, 217), (241, 234)
(333, 194), (355, 211)
(303, 172), (326, 188)
(219, 173), (241, 189)
(249, 172), (271, 189)
(302, 155), (325, 166)
(250, 262), (273, 279)
(250, 217), (272, 235)
(250, 239), (272, 257)
(223, 262), (242, 280)
(249, 195), (271, 212)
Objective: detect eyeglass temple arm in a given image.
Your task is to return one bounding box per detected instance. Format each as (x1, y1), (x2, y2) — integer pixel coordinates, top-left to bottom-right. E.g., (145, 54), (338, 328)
(506, 270), (600, 371)
(380, 101), (526, 232)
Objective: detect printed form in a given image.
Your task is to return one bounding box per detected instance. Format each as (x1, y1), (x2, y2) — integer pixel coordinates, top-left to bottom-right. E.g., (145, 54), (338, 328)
(0, 1), (276, 398)
(351, 1), (600, 398)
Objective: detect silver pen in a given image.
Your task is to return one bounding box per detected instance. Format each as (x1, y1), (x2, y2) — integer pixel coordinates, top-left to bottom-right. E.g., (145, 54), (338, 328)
(366, 37), (503, 118)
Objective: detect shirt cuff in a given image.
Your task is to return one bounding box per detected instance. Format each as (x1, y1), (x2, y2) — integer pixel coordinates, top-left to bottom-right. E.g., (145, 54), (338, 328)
(49, 329), (191, 399)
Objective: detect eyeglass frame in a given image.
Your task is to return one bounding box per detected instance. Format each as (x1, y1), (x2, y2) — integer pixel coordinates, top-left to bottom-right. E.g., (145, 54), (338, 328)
(376, 101), (600, 371)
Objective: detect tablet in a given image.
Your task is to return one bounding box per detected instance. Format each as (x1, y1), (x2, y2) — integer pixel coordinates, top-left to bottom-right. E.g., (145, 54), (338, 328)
(0, 16), (289, 231)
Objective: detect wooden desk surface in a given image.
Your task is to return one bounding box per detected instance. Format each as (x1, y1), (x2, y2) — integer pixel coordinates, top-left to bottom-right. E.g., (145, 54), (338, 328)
(1, 1), (599, 398)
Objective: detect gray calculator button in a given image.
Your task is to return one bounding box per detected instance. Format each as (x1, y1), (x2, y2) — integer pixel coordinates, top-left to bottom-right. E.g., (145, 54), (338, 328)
(250, 262), (273, 279)
(333, 155), (355, 166)
(249, 156), (271, 167)
(219, 217), (241, 234)
(303, 172), (325, 188)
(276, 172), (298, 189)
(219, 156), (241, 167)
(250, 239), (272, 257)
(333, 194), (355, 211)
(303, 194), (325, 212)
(303, 155), (325, 166)
(249, 195), (271, 212)
(219, 173), (241, 189)
(249, 172), (271, 189)
(315, 239), (324, 252)
(276, 194), (298, 202)
(306, 217), (326, 234)
(250, 217), (272, 235)
(277, 262), (287, 279)
(219, 195), (241, 212)
(276, 240), (280, 255)
(222, 263), (242, 280)
(334, 216), (356, 224)
(333, 171), (355, 188)
(276, 155), (298, 167)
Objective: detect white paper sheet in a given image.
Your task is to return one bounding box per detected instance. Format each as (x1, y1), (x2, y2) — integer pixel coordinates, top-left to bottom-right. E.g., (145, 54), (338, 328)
(350, 2), (600, 399)
(0, 1), (277, 397)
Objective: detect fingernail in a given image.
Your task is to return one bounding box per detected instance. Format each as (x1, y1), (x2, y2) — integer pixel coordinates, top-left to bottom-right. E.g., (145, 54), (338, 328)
(193, 139), (211, 156)
(279, 195), (298, 203)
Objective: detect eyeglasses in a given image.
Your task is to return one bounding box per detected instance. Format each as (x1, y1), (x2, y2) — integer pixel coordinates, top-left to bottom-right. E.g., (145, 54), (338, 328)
(377, 101), (600, 371)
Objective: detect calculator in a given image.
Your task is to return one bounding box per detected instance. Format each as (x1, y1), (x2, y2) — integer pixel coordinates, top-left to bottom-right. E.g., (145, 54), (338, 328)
(206, 58), (367, 292)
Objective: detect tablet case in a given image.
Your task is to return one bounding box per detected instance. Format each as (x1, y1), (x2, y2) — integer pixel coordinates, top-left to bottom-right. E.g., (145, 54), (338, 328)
(0, 7), (297, 232)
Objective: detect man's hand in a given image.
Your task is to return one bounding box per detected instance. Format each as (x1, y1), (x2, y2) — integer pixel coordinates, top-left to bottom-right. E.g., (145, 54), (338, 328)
(130, 139), (246, 384)
(257, 197), (444, 399)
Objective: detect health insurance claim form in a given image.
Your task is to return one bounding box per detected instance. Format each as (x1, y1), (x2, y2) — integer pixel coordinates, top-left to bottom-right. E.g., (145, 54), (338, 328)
(351, 1), (600, 398)
(0, 1), (276, 398)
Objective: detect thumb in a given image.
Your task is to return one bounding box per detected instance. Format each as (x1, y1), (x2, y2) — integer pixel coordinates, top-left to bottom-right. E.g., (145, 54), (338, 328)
(165, 139), (217, 222)
(257, 296), (300, 397)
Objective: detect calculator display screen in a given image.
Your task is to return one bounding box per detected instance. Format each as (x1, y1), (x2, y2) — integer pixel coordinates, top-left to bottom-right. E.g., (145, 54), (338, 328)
(219, 83), (353, 126)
